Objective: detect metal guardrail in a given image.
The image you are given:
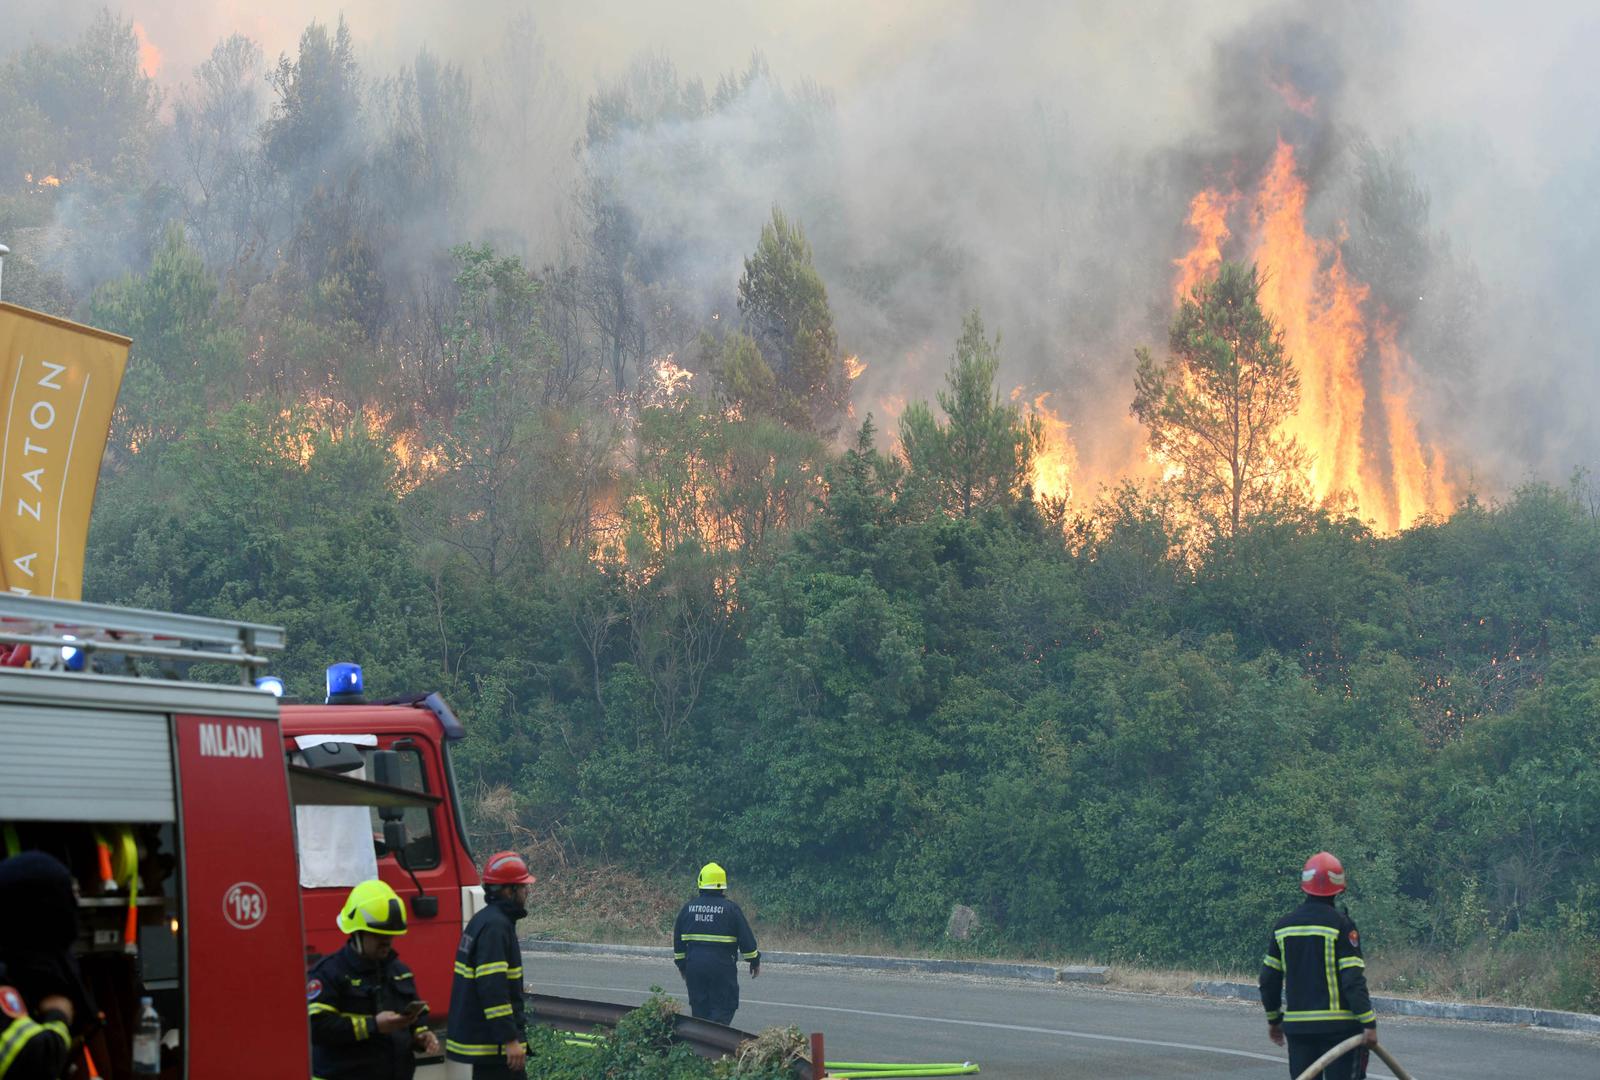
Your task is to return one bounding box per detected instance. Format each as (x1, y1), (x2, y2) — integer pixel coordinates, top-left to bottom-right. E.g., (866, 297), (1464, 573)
(527, 994), (816, 1080)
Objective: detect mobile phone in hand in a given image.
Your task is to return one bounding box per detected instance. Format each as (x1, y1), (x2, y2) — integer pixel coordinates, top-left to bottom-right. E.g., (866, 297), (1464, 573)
(404, 1000), (428, 1019)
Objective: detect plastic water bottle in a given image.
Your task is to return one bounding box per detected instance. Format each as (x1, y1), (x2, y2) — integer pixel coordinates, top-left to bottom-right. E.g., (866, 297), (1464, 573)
(132, 996), (160, 1075)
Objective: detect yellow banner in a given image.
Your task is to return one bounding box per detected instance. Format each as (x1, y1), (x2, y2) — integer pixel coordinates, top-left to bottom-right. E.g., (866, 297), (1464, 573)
(0, 302), (129, 599)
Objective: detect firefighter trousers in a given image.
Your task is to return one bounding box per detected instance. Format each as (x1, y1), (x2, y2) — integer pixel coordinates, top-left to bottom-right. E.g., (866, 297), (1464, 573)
(683, 957), (739, 1026)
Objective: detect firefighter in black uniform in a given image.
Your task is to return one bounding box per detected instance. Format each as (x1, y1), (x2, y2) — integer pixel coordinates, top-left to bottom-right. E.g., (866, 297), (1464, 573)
(447, 851), (535, 1079)
(1259, 851), (1378, 1080)
(672, 862), (759, 1026)
(0, 853), (84, 1079)
(307, 879), (438, 1080)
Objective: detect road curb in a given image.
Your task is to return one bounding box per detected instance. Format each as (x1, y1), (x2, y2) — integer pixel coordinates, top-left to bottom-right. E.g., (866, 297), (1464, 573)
(1192, 979), (1600, 1034)
(523, 939), (1107, 984)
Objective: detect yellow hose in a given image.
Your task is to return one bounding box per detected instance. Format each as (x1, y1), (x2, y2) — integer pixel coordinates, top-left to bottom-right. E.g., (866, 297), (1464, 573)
(1292, 1033), (1413, 1080)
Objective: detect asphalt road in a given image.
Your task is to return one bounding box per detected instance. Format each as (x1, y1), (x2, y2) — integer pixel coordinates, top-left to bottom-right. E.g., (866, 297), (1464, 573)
(526, 952), (1599, 1079)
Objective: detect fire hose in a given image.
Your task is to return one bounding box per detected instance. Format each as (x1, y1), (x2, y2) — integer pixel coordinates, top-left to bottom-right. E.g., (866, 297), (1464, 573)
(824, 1063), (979, 1078)
(1292, 1034), (1414, 1080)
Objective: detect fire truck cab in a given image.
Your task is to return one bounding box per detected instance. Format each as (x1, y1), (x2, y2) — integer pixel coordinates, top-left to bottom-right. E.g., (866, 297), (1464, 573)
(0, 594), (481, 1078)
(282, 691), (485, 1021)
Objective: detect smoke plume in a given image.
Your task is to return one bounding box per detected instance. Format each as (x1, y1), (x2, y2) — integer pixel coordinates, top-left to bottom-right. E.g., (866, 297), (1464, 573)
(6, 0), (1598, 498)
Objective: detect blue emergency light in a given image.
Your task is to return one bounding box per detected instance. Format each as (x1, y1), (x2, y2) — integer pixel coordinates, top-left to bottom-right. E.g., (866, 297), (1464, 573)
(254, 675), (287, 697)
(60, 636), (86, 672)
(326, 662), (364, 704)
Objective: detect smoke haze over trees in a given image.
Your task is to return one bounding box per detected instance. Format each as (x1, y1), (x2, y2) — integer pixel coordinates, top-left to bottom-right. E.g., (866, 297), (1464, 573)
(7, 0), (1600, 483)
(3, 1), (1599, 1009)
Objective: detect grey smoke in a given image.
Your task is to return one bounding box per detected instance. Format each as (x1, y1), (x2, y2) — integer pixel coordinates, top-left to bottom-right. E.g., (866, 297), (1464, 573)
(5, 0), (1597, 491)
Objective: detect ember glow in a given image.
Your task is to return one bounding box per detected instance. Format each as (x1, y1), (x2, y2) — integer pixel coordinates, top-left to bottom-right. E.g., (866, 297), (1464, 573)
(1171, 139), (1455, 533)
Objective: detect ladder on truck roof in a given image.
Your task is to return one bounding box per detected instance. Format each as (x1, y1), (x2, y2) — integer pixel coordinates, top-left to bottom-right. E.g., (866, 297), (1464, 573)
(0, 593), (285, 683)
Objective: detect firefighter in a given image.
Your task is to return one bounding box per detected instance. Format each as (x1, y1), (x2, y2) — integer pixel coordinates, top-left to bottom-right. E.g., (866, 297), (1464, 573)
(1259, 851), (1378, 1080)
(0, 853), (82, 1079)
(307, 879), (438, 1080)
(447, 851), (535, 1079)
(671, 862), (759, 1026)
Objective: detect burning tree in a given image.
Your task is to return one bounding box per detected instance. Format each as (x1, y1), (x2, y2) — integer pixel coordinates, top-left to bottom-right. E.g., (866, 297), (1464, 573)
(1132, 261), (1308, 535)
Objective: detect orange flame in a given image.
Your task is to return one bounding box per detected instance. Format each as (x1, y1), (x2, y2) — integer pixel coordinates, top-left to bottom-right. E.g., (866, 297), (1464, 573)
(1375, 319), (1453, 529)
(647, 354), (694, 402)
(1172, 188), (1239, 305)
(24, 173), (62, 188)
(844, 355), (866, 380)
(1172, 139), (1454, 532)
(1026, 391), (1078, 502)
(276, 394), (445, 492)
(132, 22), (163, 79)
(1252, 140), (1370, 506)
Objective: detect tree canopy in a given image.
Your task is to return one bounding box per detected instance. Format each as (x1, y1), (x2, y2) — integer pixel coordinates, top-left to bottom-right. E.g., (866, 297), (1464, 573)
(899, 309), (1042, 518)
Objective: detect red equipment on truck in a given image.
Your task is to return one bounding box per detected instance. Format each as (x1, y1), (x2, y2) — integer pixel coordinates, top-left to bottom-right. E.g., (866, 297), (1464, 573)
(0, 593), (483, 1078)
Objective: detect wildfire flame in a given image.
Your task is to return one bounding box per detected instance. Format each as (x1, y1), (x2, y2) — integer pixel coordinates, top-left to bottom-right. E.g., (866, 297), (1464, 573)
(24, 173), (62, 188)
(844, 355), (866, 380)
(276, 394), (445, 493)
(1013, 388), (1078, 503)
(1172, 188), (1239, 305)
(1172, 139), (1454, 532)
(648, 354), (694, 401)
(132, 22), (163, 79)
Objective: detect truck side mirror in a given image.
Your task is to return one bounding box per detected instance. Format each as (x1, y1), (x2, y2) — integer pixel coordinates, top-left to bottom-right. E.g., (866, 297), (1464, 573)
(372, 747), (401, 786)
(372, 749), (405, 823)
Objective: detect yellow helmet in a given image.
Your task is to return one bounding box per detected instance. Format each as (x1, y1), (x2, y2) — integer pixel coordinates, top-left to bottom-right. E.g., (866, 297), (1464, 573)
(337, 879), (409, 936)
(697, 862), (727, 891)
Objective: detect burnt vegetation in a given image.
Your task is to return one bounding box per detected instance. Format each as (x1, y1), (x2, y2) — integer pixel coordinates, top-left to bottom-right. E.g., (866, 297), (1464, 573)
(2, 10), (1598, 1011)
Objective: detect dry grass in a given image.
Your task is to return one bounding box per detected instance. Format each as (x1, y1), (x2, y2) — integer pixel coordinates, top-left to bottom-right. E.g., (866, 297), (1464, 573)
(1104, 966), (1216, 996)
(736, 1026), (810, 1071)
(521, 860), (681, 944)
(1370, 940), (1599, 1012)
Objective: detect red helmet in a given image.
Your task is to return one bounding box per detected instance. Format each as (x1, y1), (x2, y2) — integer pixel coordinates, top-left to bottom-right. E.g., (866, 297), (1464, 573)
(1301, 851), (1346, 896)
(482, 850), (536, 887)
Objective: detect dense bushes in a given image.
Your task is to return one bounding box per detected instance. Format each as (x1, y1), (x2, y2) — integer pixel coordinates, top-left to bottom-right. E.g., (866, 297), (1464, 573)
(84, 393), (1600, 1007)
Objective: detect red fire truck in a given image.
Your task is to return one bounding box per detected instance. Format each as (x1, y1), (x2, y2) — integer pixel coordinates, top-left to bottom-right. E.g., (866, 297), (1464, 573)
(0, 593), (483, 1078)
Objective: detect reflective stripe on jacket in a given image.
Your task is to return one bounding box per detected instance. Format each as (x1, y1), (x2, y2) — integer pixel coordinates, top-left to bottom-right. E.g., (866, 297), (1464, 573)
(672, 893), (759, 969)
(445, 899), (526, 1063)
(306, 942), (426, 1080)
(1259, 897), (1376, 1034)
(0, 1005), (70, 1080)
